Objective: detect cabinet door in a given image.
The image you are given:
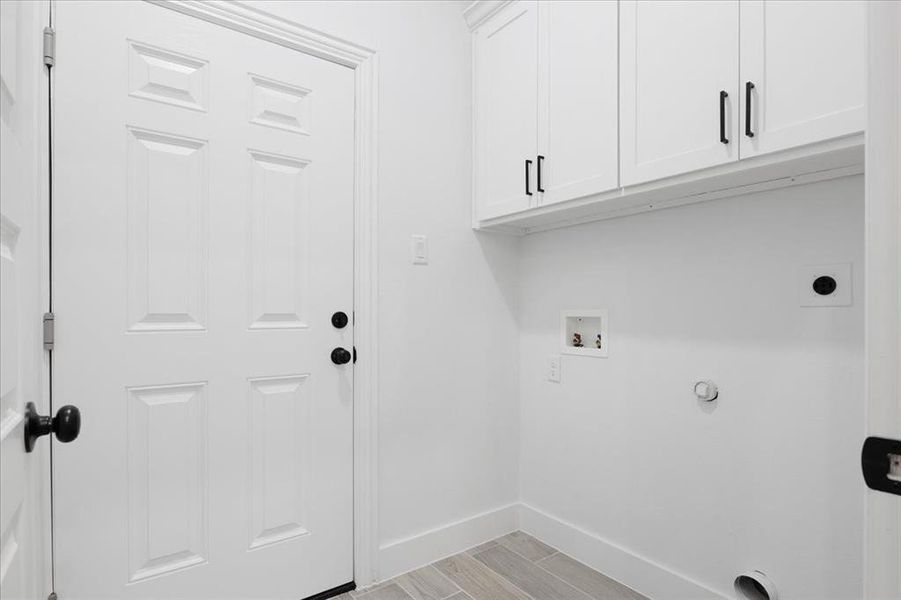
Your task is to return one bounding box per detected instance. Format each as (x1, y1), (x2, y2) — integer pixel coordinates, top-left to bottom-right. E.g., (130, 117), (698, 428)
(620, 1), (739, 186)
(474, 1), (538, 221)
(537, 0), (618, 206)
(739, 1), (865, 158)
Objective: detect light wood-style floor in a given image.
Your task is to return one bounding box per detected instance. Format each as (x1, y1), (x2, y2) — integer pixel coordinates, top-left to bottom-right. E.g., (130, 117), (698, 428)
(343, 531), (648, 600)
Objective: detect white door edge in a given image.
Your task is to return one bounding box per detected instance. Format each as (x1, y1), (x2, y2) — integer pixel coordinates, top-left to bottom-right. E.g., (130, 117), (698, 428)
(864, 2), (901, 599)
(47, 0), (381, 589)
(40, 0), (53, 593)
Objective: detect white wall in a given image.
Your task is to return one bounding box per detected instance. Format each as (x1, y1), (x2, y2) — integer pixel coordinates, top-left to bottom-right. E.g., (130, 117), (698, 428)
(251, 0), (521, 578)
(518, 177), (865, 599)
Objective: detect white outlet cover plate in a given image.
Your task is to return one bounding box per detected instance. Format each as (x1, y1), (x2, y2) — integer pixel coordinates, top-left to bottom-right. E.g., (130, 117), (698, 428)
(799, 263), (852, 307)
(547, 355), (561, 383)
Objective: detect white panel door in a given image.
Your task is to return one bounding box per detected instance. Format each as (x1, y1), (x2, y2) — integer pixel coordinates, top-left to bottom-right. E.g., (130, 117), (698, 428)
(0, 1), (51, 599)
(474, 0), (538, 221)
(740, 1), (866, 159)
(620, 1), (739, 187)
(537, 0), (618, 206)
(52, 2), (355, 599)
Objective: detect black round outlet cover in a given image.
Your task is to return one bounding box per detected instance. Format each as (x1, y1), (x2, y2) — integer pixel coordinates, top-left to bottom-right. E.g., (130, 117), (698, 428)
(812, 275), (837, 296)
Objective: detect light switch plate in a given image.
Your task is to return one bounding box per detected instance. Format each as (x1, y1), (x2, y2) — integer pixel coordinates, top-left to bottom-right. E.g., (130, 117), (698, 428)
(799, 263), (852, 307)
(411, 235), (428, 265)
(547, 355), (561, 383)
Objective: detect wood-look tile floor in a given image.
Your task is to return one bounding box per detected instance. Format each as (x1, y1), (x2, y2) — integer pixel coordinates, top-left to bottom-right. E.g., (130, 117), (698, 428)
(343, 531), (648, 600)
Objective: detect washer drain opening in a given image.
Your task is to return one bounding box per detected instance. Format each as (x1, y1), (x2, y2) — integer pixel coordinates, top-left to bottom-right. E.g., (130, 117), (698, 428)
(734, 571), (777, 600)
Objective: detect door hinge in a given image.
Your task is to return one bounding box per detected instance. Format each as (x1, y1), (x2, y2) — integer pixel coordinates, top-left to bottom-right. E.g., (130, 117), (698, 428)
(43, 312), (54, 352)
(43, 26), (55, 67)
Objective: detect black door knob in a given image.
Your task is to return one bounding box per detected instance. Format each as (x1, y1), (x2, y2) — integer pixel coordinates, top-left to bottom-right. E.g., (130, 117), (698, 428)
(331, 347), (352, 365)
(331, 311), (349, 329)
(24, 402), (81, 452)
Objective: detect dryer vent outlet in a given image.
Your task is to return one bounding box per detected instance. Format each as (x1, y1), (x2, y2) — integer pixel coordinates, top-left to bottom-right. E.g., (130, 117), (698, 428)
(734, 571), (777, 600)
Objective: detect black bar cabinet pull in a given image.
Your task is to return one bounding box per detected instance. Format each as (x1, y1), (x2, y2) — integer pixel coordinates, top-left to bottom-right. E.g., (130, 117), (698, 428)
(525, 159), (533, 196)
(745, 81), (755, 138)
(719, 90), (729, 144)
(536, 155), (545, 192)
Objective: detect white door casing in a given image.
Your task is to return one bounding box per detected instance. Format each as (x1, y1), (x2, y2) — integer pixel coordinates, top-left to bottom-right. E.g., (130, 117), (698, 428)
(740, 0), (866, 159)
(52, 1), (356, 598)
(536, 0), (618, 207)
(865, 2), (901, 598)
(0, 1), (52, 599)
(474, 0), (539, 221)
(619, 0), (739, 187)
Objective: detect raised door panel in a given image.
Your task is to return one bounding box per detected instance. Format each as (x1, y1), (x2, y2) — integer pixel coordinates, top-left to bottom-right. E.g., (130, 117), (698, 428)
(475, 1), (538, 221)
(247, 375), (311, 550)
(739, 1), (865, 158)
(620, 0), (739, 187)
(246, 150), (309, 330)
(127, 41), (209, 112)
(127, 383), (209, 583)
(126, 127), (208, 332)
(248, 73), (311, 135)
(537, 0), (618, 206)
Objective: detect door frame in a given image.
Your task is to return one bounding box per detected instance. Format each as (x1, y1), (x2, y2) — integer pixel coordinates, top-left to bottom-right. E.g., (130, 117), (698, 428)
(864, 2), (901, 598)
(49, 0), (381, 588)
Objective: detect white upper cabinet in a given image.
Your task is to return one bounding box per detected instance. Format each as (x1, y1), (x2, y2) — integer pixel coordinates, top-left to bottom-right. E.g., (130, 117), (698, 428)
(739, 1), (866, 158)
(620, 1), (740, 187)
(537, 0), (619, 206)
(466, 0), (866, 232)
(474, 1), (539, 220)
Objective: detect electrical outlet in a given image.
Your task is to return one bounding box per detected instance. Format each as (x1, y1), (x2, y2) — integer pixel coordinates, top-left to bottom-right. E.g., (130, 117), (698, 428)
(799, 263), (852, 307)
(547, 355), (561, 383)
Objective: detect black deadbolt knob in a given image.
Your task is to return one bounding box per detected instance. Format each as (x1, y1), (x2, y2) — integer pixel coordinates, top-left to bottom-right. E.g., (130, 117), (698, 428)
(23, 402), (81, 453)
(331, 311), (349, 329)
(331, 347), (352, 365)
(812, 275), (837, 296)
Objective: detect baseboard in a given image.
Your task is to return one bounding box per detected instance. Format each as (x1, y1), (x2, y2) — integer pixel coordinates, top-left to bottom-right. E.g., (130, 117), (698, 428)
(518, 504), (728, 600)
(376, 502), (730, 598)
(377, 503), (519, 581)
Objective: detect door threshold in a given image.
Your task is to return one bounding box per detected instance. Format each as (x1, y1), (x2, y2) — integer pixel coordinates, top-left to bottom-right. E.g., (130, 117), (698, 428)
(303, 582), (356, 600)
